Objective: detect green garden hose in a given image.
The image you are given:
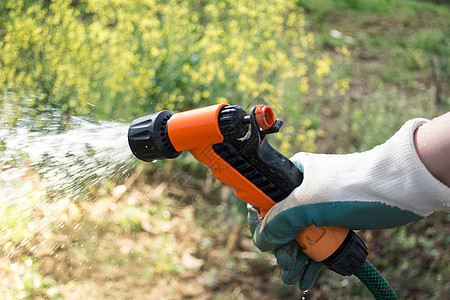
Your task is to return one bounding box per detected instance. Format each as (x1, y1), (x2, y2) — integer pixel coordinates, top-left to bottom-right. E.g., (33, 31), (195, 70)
(355, 260), (398, 300)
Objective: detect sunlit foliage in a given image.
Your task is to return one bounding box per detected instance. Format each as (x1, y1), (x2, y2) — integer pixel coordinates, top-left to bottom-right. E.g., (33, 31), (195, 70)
(0, 0), (348, 152)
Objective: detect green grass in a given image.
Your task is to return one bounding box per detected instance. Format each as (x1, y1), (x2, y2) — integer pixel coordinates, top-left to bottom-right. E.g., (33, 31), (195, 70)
(298, 0), (449, 152)
(302, 0), (449, 96)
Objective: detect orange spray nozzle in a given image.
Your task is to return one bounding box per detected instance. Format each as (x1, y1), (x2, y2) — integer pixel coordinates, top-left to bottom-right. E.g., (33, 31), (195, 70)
(128, 103), (368, 274)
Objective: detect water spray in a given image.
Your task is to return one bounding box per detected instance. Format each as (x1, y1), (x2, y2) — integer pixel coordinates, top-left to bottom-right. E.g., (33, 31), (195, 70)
(0, 109), (136, 258)
(128, 103), (398, 299)
(1, 116), (135, 204)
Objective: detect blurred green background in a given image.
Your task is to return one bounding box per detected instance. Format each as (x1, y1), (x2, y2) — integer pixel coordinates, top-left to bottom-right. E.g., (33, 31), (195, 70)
(0, 0), (449, 299)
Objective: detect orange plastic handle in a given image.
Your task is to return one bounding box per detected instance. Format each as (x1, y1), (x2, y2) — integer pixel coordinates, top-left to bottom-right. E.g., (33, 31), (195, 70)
(168, 103), (348, 262)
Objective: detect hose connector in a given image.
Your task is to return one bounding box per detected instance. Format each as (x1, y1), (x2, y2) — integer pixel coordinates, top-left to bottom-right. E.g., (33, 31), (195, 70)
(323, 230), (368, 276)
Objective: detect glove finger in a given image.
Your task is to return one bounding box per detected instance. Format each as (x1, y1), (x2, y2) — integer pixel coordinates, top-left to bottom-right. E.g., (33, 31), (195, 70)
(246, 204), (261, 236)
(281, 251), (310, 285)
(253, 207), (308, 251)
(298, 260), (324, 292)
(281, 268), (302, 286)
(273, 240), (299, 270)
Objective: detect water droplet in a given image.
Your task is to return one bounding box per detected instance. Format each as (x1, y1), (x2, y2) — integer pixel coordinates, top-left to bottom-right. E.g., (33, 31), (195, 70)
(10, 263), (18, 271)
(25, 259), (33, 267)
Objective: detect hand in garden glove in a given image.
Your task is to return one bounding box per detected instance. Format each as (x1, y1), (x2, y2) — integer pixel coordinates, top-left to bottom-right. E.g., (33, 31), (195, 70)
(247, 204), (324, 291)
(250, 118), (450, 290)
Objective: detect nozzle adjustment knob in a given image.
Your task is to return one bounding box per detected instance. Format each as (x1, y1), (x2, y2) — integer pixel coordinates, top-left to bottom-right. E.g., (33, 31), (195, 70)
(218, 105), (249, 141)
(128, 110), (181, 161)
(254, 105), (275, 130)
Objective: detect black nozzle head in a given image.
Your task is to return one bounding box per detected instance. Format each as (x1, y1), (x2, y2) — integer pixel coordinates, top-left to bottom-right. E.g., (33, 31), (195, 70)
(128, 110), (181, 162)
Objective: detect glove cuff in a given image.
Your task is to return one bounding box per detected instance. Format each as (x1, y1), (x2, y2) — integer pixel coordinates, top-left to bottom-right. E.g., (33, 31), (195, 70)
(362, 118), (450, 216)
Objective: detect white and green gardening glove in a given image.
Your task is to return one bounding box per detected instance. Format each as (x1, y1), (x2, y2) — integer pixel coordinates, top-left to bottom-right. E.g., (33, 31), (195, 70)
(250, 118), (450, 290)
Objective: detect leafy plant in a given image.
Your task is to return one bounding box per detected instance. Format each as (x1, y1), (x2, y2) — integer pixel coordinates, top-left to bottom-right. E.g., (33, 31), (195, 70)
(0, 0), (349, 153)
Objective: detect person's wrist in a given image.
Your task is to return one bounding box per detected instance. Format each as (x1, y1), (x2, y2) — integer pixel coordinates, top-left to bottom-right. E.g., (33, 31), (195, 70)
(413, 114), (450, 187)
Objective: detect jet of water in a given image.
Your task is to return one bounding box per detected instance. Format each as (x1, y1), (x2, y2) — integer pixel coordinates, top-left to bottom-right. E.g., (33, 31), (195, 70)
(0, 96), (143, 262)
(0, 105), (137, 205)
